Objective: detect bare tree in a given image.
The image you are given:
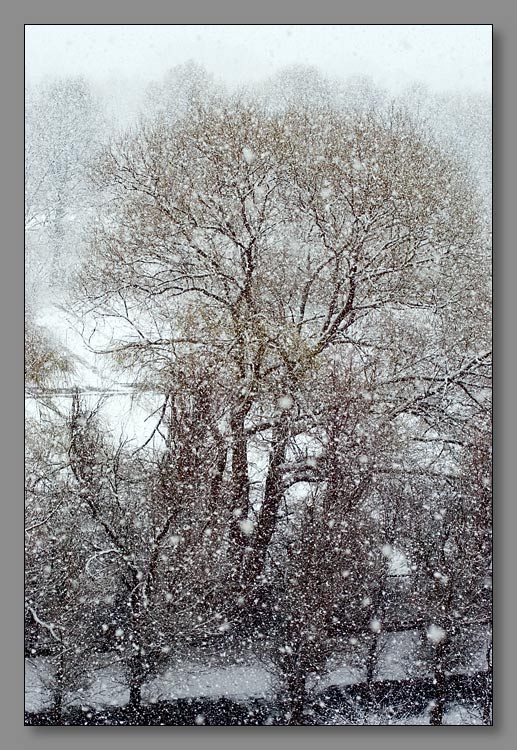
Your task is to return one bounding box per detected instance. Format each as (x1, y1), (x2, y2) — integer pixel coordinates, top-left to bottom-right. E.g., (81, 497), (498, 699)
(74, 94), (488, 582)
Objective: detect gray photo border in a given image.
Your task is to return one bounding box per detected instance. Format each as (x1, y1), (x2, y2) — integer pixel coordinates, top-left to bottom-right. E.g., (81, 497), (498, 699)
(3, 2), (511, 748)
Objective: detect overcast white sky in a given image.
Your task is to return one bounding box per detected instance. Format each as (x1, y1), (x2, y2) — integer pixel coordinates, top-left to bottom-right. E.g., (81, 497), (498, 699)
(25, 25), (491, 95)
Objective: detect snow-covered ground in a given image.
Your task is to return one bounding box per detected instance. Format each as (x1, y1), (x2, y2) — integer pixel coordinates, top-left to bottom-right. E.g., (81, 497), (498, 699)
(25, 652), (485, 724)
(143, 662), (274, 704)
(25, 655), (274, 712)
(24, 658), (54, 713)
(325, 705), (483, 726)
(25, 627), (489, 721)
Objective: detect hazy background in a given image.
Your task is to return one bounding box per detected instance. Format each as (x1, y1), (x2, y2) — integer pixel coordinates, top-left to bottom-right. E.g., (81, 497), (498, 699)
(26, 24), (491, 94)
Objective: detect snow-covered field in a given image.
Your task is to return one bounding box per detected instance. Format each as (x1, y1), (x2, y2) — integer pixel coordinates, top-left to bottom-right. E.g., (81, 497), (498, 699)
(325, 705), (483, 726)
(25, 653), (485, 725)
(25, 656), (274, 713)
(143, 662), (273, 703)
(25, 629), (488, 724)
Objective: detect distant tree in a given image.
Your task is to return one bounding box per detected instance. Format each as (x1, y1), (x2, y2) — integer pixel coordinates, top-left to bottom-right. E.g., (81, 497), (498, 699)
(25, 77), (105, 290)
(145, 61), (219, 123)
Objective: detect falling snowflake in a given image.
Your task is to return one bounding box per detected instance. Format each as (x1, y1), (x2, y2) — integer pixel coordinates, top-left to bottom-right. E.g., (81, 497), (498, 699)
(427, 624), (446, 644)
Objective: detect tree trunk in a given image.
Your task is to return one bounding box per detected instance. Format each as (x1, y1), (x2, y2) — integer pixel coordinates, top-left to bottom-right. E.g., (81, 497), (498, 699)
(366, 632), (379, 684)
(53, 648), (65, 724)
(127, 653), (145, 714)
(482, 679), (492, 725)
(429, 644), (446, 726)
(229, 407), (250, 567)
(209, 444), (228, 512)
(286, 669), (307, 725)
(244, 417), (289, 588)
(127, 582), (146, 715)
(128, 682), (142, 712)
(50, 197), (66, 287)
